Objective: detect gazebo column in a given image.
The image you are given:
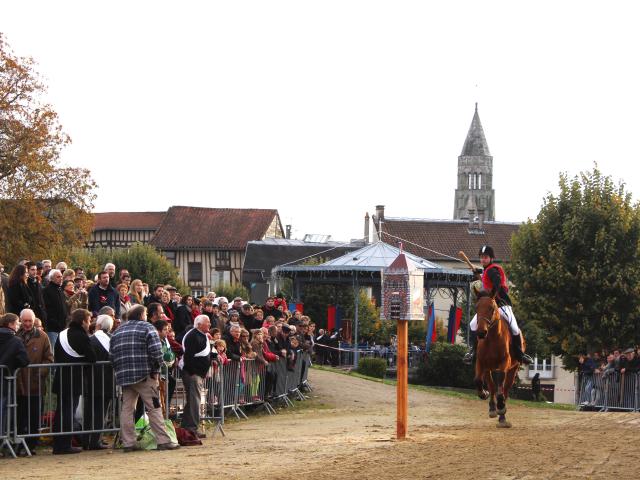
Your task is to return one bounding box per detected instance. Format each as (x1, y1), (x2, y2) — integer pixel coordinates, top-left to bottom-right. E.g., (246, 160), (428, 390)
(353, 276), (360, 368)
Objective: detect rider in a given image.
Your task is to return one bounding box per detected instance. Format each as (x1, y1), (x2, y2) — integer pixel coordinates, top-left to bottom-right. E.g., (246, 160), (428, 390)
(463, 245), (533, 366)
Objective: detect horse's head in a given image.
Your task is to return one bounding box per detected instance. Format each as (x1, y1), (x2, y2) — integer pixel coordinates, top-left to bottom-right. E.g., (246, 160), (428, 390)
(475, 290), (499, 339)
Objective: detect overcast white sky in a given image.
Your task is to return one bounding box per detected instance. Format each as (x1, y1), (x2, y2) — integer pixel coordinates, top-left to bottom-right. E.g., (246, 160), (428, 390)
(3, 1), (640, 241)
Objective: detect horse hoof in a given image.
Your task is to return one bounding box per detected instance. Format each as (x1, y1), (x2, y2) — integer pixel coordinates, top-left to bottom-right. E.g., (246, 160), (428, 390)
(478, 390), (489, 400)
(497, 407), (506, 415)
(489, 410), (497, 418)
(497, 420), (512, 429)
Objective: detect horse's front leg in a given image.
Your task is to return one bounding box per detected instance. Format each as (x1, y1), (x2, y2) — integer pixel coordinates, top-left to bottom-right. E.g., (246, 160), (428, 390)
(475, 363), (489, 400)
(486, 371), (497, 418)
(492, 370), (506, 415)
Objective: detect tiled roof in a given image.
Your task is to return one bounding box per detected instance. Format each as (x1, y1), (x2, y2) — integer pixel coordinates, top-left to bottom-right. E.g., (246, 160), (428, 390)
(375, 217), (521, 262)
(150, 206), (281, 250)
(93, 212), (166, 231)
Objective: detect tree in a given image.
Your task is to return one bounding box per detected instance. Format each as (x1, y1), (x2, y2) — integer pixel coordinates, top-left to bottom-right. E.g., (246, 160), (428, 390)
(0, 34), (96, 265)
(510, 166), (640, 369)
(55, 243), (186, 293)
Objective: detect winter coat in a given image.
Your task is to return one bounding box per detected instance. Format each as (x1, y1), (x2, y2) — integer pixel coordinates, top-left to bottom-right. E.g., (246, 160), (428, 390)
(0, 327), (29, 372)
(65, 290), (88, 323)
(16, 328), (53, 396)
(52, 323), (97, 396)
(27, 277), (47, 323)
(43, 282), (68, 333)
(88, 284), (120, 318)
(6, 281), (34, 316)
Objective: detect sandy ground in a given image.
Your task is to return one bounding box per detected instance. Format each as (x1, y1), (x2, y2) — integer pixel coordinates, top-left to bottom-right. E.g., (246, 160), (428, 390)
(2, 368), (640, 480)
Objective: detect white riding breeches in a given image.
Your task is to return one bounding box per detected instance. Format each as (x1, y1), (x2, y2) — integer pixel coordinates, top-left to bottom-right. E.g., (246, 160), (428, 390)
(469, 305), (520, 336)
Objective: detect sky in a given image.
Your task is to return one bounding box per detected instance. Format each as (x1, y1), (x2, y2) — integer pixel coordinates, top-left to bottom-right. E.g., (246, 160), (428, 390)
(2, 1), (640, 242)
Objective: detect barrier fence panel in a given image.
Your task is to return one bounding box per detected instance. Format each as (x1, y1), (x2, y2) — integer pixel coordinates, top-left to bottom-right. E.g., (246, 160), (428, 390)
(168, 360), (226, 435)
(285, 351), (305, 401)
(0, 366), (16, 458)
(272, 358), (294, 407)
(576, 371), (640, 412)
(237, 359), (275, 415)
(222, 361), (246, 420)
(12, 361), (119, 457)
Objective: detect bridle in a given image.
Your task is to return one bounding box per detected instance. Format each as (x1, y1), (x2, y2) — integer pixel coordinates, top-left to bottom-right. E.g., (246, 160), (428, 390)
(478, 299), (500, 334)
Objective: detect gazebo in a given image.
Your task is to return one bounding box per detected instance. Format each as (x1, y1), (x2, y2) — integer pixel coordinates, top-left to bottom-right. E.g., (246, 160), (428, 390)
(272, 241), (473, 365)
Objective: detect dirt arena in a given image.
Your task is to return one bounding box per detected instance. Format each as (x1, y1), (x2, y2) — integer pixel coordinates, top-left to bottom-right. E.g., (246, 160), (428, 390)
(2, 368), (639, 480)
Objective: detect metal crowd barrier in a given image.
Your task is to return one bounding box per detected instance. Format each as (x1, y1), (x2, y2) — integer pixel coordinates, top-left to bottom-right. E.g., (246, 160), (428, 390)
(167, 360), (225, 436)
(576, 371), (639, 412)
(1, 352), (310, 457)
(11, 362), (119, 456)
(0, 366), (16, 458)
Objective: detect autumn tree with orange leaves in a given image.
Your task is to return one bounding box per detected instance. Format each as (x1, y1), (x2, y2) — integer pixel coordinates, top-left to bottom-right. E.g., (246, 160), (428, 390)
(0, 33), (96, 266)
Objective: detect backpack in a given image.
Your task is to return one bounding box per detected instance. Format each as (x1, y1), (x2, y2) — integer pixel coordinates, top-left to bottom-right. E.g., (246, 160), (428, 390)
(175, 427), (202, 446)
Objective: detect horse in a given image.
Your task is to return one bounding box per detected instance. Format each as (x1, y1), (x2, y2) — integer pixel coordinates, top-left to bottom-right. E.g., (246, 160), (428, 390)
(474, 291), (524, 428)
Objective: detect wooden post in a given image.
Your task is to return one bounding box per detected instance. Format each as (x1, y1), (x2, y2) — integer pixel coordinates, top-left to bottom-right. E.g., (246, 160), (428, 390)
(397, 319), (408, 440)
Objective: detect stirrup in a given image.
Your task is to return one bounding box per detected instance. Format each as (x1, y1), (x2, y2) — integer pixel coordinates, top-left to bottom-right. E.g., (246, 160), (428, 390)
(519, 352), (533, 365)
(463, 351), (474, 365)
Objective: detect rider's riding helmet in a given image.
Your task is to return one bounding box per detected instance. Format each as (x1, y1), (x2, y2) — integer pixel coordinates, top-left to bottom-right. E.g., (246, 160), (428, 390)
(478, 245), (495, 259)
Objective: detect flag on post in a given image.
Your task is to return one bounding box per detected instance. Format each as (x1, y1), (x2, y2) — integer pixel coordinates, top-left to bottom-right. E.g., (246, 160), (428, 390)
(447, 306), (463, 343)
(425, 304), (436, 352)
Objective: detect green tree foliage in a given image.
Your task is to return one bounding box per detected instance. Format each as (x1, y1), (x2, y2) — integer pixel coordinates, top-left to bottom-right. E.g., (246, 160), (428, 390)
(415, 342), (474, 388)
(215, 283), (250, 303)
(0, 34), (96, 265)
(55, 243), (186, 292)
(510, 166), (640, 369)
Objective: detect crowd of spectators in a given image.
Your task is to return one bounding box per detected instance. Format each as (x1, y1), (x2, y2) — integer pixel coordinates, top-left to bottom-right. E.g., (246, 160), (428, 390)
(0, 258), (317, 456)
(577, 347), (640, 407)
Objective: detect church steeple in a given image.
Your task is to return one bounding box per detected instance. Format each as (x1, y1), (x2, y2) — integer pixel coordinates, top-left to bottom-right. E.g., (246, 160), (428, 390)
(453, 104), (496, 221)
(461, 103), (491, 157)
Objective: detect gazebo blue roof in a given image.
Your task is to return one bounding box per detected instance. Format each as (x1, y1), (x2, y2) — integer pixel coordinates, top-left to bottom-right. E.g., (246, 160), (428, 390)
(272, 241), (466, 276)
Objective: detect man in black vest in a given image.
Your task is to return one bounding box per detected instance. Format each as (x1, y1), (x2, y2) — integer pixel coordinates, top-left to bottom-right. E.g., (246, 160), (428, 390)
(181, 315), (217, 438)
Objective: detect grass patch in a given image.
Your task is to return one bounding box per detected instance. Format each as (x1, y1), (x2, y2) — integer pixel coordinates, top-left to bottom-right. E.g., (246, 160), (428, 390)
(311, 365), (575, 411)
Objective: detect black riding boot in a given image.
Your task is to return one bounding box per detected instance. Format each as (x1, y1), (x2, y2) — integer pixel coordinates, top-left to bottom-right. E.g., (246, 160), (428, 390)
(463, 331), (477, 365)
(511, 333), (533, 365)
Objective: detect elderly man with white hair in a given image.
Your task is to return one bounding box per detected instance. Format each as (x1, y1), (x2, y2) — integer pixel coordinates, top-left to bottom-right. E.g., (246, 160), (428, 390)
(16, 308), (53, 455)
(83, 314), (115, 450)
(104, 263), (116, 288)
(42, 269), (67, 348)
(180, 314), (217, 438)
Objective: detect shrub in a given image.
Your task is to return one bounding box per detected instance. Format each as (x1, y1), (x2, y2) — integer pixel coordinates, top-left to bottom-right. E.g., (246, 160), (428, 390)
(215, 283), (250, 303)
(415, 342), (474, 388)
(53, 243), (186, 293)
(357, 357), (387, 379)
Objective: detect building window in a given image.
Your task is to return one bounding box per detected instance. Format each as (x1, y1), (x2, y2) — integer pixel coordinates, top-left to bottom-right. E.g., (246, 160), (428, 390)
(478, 173), (482, 189)
(216, 251), (231, 270)
(163, 251), (176, 266)
(468, 173), (473, 189)
(188, 262), (203, 283)
(191, 289), (204, 298)
(211, 270), (231, 288)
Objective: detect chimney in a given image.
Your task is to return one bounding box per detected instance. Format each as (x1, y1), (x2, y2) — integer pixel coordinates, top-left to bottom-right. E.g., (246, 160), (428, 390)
(364, 212), (370, 244)
(375, 205), (385, 222)
(285, 224), (292, 239)
(477, 209), (485, 230)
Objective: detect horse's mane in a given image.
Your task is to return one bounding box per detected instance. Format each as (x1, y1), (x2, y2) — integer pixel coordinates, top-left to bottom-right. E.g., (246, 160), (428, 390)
(476, 289), (492, 300)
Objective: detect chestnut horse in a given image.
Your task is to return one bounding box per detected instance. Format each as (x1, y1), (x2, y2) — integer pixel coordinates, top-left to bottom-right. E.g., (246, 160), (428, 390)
(474, 292), (524, 428)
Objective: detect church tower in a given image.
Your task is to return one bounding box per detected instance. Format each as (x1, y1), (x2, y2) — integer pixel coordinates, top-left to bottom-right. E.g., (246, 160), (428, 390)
(453, 104), (495, 222)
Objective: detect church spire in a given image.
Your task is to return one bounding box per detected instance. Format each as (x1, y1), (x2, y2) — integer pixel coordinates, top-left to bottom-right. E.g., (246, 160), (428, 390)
(453, 104), (495, 222)
(461, 103), (490, 157)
